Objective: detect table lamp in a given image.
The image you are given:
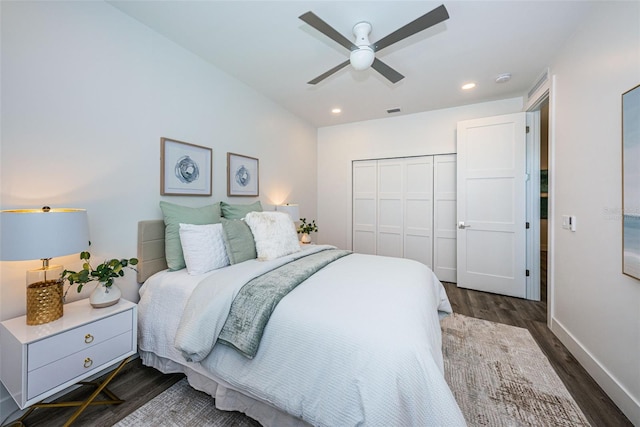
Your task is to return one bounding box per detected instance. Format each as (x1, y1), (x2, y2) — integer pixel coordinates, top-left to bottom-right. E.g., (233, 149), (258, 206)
(0, 207), (89, 325)
(275, 204), (300, 222)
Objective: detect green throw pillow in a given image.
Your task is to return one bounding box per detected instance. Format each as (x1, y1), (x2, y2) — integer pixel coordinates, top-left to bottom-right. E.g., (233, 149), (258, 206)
(220, 218), (257, 264)
(160, 201), (222, 271)
(220, 201), (263, 219)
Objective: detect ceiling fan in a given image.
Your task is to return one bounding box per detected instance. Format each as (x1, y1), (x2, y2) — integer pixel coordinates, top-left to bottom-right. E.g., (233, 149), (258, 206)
(299, 4), (449, 85)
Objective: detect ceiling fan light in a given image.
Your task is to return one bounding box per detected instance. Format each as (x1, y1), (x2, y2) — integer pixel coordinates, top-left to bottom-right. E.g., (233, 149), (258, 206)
(350, 46), (375, 71)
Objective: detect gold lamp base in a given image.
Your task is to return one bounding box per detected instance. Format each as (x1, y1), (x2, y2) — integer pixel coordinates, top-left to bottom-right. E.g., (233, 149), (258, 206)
(25, 262), (64, 325)
(26, 280), (63, 325)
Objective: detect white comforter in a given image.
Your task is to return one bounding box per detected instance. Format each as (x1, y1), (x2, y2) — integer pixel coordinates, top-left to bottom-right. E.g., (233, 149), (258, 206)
(138, 245), (465, 426)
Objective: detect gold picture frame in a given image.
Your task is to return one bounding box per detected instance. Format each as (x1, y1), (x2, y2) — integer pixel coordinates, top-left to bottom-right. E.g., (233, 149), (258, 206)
(622, 84), (640, 280)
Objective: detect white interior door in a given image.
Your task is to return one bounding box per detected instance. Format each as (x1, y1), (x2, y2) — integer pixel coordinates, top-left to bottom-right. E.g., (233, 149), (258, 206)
(457, 113), (527, 297)
(403, 157), (433, 267)
(352, 160), (377, 255)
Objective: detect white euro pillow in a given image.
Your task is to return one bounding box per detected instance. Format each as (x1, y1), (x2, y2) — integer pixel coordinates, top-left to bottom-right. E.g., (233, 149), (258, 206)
(179, 223), (229, 275)
(244, 211), (301, 261)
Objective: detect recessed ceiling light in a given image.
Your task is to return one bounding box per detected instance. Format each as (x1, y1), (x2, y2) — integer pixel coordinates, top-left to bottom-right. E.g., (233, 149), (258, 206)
(461, 82), (476, 90)
(331, 108), (342, 114)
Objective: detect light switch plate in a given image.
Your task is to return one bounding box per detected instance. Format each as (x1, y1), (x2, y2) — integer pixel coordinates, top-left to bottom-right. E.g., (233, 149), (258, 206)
(562, 215), (576, 231)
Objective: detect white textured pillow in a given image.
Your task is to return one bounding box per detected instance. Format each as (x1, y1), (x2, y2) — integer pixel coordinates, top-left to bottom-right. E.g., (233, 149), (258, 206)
(179, 223), (229, 275)
(244, 211), (301, 261)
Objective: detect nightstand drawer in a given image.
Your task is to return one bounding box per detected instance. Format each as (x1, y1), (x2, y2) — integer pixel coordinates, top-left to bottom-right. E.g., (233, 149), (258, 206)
(28, 310), (132, 371)
(27, 330), (133, 400)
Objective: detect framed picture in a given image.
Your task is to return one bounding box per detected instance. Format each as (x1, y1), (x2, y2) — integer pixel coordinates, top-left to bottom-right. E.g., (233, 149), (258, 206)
(227, 152), (259, 197)
(161, 138), (212, 196)
(622, 84), (640, 280)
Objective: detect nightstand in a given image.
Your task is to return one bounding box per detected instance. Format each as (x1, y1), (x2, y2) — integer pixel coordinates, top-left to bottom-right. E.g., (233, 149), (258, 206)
(0, 298), (137, 426)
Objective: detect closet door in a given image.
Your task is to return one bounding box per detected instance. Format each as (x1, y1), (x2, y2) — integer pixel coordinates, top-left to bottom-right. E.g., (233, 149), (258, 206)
(353, 160), (377, 254)
(403, 157), (434, 267)
(433, 155), (457, 282)
(377, 159), (404, 258)
(352, 156), (456, 283)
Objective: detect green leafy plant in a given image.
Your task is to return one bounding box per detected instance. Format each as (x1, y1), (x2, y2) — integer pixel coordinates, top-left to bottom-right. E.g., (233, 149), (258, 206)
(61, 251), (138, 293)
(297, 218), (318, 235)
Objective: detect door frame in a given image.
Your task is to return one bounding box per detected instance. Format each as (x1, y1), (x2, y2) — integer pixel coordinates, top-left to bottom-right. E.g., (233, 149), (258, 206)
(526, 110), (541, 300)
(525, 72), (553, 324)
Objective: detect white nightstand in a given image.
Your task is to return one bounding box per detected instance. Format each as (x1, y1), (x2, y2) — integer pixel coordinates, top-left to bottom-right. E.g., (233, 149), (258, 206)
(0, 298), (137, 426)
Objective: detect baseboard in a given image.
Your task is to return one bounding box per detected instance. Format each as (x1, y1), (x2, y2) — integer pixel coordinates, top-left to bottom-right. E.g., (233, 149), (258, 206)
(551, 317), (640, 425)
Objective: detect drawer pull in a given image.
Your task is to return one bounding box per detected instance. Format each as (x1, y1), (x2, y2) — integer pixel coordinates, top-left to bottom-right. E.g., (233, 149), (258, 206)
(83, 357), (93, 369)
(84, 334), (94, 344)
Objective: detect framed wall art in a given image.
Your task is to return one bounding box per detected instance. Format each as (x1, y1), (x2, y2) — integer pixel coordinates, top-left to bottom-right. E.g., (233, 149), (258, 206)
(161, 137), (212, 196)
(227, 152), (259, 197)
(622, 84), (640, 280)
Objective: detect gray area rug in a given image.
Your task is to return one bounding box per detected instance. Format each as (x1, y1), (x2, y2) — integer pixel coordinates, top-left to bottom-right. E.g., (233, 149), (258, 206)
(115, 314), (590, 426)
(442, 314), (590, 426)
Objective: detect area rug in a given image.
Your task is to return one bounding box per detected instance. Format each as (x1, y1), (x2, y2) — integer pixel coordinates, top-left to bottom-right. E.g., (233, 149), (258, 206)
(115, 314), (590, 426)
(441, 314), (590, 426)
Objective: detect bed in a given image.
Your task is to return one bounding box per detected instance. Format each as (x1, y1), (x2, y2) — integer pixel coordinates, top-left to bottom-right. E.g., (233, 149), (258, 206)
(135, 208), (465, 427)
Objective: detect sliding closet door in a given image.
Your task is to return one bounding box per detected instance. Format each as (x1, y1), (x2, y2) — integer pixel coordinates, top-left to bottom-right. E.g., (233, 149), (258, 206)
(433, 155), (457, 282)
(403, 157), (433, 267)
(377, 159), (404, 258)
(353, 160), (377, 255)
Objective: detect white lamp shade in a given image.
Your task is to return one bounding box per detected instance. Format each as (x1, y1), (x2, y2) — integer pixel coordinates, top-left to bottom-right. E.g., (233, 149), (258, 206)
(276, 204), (300, 222)
(0, 208), (90, 261)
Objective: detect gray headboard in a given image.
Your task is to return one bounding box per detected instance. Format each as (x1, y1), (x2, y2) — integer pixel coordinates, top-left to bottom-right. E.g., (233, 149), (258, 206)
(137, 220), (167, 283)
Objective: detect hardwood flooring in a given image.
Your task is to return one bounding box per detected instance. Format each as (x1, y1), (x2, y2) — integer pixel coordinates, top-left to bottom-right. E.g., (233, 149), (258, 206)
(11, 284), (631, 427)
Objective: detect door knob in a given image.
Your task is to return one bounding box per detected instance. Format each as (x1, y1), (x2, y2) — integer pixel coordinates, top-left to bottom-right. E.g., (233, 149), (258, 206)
(458, 222), (471, 229)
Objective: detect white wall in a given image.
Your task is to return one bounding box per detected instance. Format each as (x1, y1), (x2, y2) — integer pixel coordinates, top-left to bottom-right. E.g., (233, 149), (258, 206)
(0, 1), (316, 415)
(548, 1), (640, 423)
(317, 97), (523, 249)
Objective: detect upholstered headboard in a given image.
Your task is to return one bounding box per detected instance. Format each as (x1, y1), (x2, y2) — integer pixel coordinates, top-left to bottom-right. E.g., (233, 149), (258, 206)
(137, 220), (167, 283)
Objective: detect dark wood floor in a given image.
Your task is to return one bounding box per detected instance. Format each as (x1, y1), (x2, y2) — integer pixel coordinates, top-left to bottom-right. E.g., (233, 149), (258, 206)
(11, 283), (631, 427)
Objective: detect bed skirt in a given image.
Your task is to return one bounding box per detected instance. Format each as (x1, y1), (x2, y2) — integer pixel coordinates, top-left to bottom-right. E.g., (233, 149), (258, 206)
(139, 350), (312, 427)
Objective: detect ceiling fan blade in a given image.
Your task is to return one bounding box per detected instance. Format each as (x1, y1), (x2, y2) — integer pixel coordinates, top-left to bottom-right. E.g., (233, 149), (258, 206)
(372, 4), (449, 52)
(299, 11), (357, 51)
(371, 58), (404, 84)
(308, 60), (351, 85)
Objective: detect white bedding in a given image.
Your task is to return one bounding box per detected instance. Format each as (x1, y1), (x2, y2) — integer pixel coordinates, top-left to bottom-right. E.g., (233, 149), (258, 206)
(138, 245), (465, 426)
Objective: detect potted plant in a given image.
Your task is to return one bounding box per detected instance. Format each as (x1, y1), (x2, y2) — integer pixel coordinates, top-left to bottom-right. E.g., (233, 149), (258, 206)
(61, 251), (138, 308)
(297, 218), (318, 244)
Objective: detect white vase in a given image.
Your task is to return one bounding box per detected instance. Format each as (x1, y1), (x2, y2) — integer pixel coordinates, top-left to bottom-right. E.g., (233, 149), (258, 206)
(300, 233), (311, 244)
(90, 283), (121, 308)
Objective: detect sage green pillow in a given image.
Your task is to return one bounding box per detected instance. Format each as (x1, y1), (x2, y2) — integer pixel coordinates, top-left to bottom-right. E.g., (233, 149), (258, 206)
(160, 201), (222, 271)
(220, 201), (263, 219)
(220, 218), (257, 264)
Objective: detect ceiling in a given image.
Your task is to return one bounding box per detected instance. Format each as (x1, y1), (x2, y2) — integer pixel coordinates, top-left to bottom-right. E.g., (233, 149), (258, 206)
(107, 1), (593, 128)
